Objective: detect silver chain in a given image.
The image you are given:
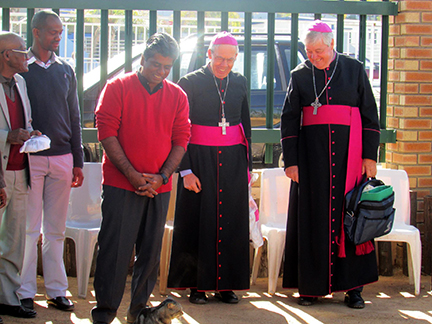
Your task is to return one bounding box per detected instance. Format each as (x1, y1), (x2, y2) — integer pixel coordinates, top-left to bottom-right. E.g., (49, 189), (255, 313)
(312, 52), (339, 102)
(213, 73), (229, 119)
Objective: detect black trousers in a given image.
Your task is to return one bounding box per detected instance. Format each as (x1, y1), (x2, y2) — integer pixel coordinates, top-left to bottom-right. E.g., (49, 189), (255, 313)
(91, 185), (170, 323)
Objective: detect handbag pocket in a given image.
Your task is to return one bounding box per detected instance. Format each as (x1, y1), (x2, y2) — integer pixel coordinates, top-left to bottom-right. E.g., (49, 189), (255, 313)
(353, 195), (395, 245)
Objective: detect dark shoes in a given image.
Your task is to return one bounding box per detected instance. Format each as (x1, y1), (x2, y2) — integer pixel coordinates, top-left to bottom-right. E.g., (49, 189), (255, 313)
(297, 296), (318, 306)
(345, 290), (365, 309)
(214, 291), (239, 304)
(47, 296), (74, 311)
(0, 304), (37, 318)
(189, 289), (208, 304)
(20, 298), (34, 310)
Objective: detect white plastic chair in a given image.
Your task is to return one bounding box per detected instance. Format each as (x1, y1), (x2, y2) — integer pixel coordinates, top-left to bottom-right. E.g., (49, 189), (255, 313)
(375, 168), (422, 295)
(65, 162), (102, 298)
(159, 173), (178, 295)
(251, 168), (291, 294)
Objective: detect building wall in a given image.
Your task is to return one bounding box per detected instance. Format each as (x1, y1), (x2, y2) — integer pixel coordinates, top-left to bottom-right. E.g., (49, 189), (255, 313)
(387, 0), (432, 215)
(387, 0), (432, 271)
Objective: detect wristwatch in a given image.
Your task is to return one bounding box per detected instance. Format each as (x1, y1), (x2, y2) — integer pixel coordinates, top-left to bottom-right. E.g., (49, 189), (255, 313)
(160, 173), (169, 185)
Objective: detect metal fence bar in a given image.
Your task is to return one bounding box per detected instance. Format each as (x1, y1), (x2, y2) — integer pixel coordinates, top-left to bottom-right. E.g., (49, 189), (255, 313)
(244, 12), (252, 108)
(26, 8), (34, 47)
(100, 9), (108, 91)
(172, 10), (181, 83)
(221, 11), (228, 31)
(76, 9), (84, 122)
(196, 11), (205, 68)
(291, 13), (299, 77)
(125, 10), (133, 73)
(336, 14), (344, 53)
(264, 12), (275, 164)
(149, 10), (157, 36)
(2, 8), (10, 31)
(358, 14), (367, 63)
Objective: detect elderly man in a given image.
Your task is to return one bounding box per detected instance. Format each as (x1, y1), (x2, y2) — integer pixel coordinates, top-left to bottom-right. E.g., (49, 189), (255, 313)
(281, 20), (380, 308)
(18, 10), (84, 312)
(168, 31), (252, 304)
(91, 33), (190, 324)
(0, 31), (40, 321)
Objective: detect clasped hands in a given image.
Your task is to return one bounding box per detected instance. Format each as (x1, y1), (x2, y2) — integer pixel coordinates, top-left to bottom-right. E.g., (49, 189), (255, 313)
(130, 172), (164, 198)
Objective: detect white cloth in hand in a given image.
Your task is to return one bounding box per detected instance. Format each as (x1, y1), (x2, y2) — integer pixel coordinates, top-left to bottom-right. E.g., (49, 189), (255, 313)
(20, 135), (51, 153)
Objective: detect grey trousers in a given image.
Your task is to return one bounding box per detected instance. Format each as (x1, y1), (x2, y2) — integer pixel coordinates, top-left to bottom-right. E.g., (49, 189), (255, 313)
(91, 185), (170, 323)
(0, 169), (28, 305)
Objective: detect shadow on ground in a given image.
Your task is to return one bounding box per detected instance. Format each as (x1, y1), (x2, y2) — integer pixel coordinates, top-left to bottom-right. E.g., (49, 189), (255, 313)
(6, 270), (432, 324)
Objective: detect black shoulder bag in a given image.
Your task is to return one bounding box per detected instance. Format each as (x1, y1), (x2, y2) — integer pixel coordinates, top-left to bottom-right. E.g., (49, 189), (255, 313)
(344, 178), (395, 245)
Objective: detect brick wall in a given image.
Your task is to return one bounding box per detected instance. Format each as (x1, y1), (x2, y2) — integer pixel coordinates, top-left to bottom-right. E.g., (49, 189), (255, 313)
(387, 0), (432, 267)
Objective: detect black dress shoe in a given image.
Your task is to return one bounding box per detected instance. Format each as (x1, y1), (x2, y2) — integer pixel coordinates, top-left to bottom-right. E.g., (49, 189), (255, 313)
(297, 296), (318, 306)
(189, 289), (208, 304)
(20, 298), (34, 310)
(345, 290), (365, 309)
(214, 291), (239, 304)
(0, 304), (37, 318)
(47, 297), (74, 311)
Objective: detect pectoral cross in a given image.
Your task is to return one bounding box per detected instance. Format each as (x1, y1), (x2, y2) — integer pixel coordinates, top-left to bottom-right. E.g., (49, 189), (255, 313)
(218, 117), (230, 135)
(311, 98), (322, 115)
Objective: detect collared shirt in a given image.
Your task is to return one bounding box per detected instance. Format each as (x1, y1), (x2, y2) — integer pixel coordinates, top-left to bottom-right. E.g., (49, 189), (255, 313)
(0, 74), (17, 101)
(136, 71), (163, 95)
(27, 48), (63, 69)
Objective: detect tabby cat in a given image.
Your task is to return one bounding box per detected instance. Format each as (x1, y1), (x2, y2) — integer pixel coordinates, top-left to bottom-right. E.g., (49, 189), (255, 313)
(134, 298), (183, 324)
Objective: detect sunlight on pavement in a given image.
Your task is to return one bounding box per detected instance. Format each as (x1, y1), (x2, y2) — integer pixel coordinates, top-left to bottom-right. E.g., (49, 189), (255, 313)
(376, 292), (391, 298)
(70, 313), (92, 323)
(171, 291), (182, 298)
(277, 301), (324, 324)
(399, 310), (432, 323)
(251, 301), (303, 324)
(180, 312), (200, 324)
(400, 292), (415, 298)
(243, 292), (261, 298)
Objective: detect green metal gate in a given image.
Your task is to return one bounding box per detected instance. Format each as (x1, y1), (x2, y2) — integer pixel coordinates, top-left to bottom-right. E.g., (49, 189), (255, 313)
(1, 0), (398, 163)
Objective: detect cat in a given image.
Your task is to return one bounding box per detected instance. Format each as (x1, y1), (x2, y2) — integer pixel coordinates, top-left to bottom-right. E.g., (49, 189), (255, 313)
(134, 298), (183, 324)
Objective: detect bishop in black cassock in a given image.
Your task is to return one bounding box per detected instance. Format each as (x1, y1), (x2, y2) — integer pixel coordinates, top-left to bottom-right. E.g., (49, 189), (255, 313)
(168, 32), (252, 304)
(281, 21), (380, 308)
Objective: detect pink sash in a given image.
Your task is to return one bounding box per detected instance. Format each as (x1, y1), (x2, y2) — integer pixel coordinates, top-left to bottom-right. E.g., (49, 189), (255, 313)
(189, 124), (247, 147)
(303, 105), (373, 257)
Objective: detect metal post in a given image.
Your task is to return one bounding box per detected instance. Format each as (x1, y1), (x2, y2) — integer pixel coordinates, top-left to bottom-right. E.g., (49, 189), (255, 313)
(196, 11), (205, 68)
(244, 12), (252, 109)
(336, 14), (344, 53)
(149, 10), (157, 36)
(291, 13), (299, 75)
(221, 11), (229, 32)
(76, 9), (84, 125)
(100, 10), (108, 92)
(2, 8), (10, 31)
(27, 8), (35, 47)
(265, 13), (275, 164)
(125, 10), (133, 73)
(173, 11), (181, 82)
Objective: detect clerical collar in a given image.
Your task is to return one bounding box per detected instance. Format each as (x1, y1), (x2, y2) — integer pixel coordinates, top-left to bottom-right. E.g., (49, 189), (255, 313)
(137, 71), (163, 95)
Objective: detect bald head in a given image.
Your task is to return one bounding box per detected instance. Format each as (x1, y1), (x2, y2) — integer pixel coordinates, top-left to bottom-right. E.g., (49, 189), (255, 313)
(0, 31), (28, 77)
(0, 31), (25, 53)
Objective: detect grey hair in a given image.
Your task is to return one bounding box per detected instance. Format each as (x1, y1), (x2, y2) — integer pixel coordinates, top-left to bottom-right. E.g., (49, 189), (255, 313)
(208, 43), (239, 54)
(305, 30), (334, 47)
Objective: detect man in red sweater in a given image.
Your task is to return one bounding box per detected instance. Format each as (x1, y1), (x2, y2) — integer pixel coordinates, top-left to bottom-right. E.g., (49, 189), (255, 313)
(91, 33), (190, 324)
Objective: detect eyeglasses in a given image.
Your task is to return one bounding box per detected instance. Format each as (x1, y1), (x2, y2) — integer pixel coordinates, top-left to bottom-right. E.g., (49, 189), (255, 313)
(213, 56), (236, 64)
(1, 48), (30, 57)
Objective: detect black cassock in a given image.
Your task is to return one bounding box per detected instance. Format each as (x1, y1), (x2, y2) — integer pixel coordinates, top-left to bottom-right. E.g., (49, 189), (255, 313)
(168, 65), (252, 291)
(281, 54), (380, 296)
